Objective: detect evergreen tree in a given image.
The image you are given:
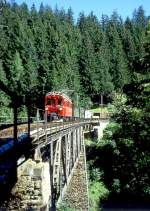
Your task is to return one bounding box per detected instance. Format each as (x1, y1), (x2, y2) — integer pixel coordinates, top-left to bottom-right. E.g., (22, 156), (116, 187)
(96, 34), (114, 94)
(106, 18), (129, 90)
(0, 2), (149, 111)
(96, 20), (150, 201)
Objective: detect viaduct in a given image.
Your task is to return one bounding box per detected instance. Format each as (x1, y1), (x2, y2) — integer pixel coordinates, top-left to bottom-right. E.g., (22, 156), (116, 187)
(0, 116), (109, 210)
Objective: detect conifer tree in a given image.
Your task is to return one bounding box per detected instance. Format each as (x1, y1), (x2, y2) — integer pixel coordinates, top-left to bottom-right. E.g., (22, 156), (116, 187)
(106, 19), (129, 90)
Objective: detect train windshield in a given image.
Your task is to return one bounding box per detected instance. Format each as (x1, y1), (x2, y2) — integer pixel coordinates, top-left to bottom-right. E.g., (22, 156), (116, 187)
(58, 97), (62, 105)
(47, 98), (55, 105)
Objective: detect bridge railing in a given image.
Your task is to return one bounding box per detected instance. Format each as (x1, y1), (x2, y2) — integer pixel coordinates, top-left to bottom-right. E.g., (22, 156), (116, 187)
(0, 110), (112, 138)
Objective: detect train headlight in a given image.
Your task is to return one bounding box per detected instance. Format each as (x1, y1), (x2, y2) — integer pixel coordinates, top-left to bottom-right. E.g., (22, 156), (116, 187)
(45, 107), (48, 111)
(59, 107), (62, 111)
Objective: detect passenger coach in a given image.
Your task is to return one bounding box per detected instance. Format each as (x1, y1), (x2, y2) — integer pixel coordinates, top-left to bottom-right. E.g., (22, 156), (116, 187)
(45, 92), (73, 121)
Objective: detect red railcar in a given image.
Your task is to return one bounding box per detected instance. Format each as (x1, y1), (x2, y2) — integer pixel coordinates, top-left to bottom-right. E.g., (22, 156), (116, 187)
(45, 92), (73, 120)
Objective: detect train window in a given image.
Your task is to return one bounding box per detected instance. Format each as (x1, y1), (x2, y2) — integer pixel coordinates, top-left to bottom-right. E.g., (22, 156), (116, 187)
(47, 99), (50, 105)
(47, 99), (55, 105)
(58, 98), (62, 105)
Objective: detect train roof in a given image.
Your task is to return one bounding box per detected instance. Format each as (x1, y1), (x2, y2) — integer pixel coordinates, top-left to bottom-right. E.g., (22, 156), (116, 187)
(46, 92), (72, 102)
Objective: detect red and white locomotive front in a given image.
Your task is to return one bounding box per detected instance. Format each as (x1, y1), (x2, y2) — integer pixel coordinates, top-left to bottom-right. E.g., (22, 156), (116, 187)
(45, 92), (73, 120)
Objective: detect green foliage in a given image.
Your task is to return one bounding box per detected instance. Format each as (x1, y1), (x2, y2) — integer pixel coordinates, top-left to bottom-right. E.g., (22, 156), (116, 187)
(87, 141), (110, 210)
(0, 3), (149, 115)
(88, 22), (150, 201)
(95, 24), (150, 201)
(18, 105), (27, 118)
(57, 202), (75, 211)
(0, 2), (149, 207)
(90, 105), (112, 113)
(89, 181), (109, 211)
(99, 107), (150, 199)
(0, 91), (13, 122)
(89, 168), (103, 181)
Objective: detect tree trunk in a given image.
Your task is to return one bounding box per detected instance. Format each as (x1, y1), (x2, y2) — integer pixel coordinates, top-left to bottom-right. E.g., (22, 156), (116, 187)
(101, 94), (103, 106)
(27, 105), (31, 140)
(13, 104), (17, 145)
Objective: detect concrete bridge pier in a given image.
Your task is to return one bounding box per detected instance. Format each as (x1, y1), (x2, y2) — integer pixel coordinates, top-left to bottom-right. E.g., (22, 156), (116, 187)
(93, 120), (109, 139)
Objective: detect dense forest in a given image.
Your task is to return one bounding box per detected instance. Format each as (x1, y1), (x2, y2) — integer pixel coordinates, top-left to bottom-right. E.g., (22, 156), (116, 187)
(0, 1), (149, 116)
(0, 1), (150, 210)
(88, 19), (150, 210)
